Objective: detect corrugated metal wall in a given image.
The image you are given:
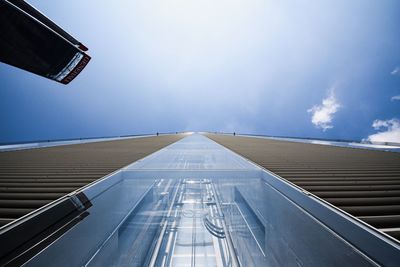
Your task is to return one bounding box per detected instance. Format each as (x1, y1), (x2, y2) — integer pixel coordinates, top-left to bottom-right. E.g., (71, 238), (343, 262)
(0, 135), (183, 227)
(206, 134), (400, 240)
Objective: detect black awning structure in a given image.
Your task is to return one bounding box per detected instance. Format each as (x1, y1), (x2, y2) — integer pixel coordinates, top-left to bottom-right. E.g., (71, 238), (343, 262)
(0, 0), (91, 84)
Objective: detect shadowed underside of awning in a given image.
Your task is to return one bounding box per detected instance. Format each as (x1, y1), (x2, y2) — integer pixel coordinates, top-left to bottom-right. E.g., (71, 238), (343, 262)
(0, 134), (184, 227)
(205, 134), (400, 240)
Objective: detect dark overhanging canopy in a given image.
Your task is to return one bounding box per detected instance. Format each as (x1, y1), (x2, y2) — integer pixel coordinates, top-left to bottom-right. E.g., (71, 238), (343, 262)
(0, 0), (90, 84)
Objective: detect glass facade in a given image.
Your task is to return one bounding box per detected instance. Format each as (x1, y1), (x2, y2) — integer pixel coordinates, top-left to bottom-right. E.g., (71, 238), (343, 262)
(7, 134), (398, 266)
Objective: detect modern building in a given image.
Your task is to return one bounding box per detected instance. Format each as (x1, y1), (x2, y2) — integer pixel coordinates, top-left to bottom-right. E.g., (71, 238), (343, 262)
(0, 133), (399, 266)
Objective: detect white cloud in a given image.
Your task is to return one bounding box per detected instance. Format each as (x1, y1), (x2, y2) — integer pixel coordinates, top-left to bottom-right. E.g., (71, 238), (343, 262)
(391, 95), (400, 101)
(366, 118), (400, 143)
(307, 90), (341, 131)
(391, 67), (400, 76)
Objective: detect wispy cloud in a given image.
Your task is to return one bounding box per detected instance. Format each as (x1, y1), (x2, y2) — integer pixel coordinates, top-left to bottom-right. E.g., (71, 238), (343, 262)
(391, 67), (400, 76)
(366, 118), (400, 143)
(391, 95), (400, 101)
(307, 89), (341, 131)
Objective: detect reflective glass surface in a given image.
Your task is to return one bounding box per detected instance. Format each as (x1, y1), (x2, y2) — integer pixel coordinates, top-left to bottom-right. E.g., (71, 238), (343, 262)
(23, 134), (397, 266)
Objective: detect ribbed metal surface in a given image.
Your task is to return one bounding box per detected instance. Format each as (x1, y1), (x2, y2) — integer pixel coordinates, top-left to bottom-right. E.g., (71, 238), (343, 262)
(0, 135), (183, 227)
(205, 134), (400, 240)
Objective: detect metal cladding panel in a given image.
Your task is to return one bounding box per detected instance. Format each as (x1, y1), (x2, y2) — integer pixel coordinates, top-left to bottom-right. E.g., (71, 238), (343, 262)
(0, 135), (183, 226)
(205, 134), (400, 240)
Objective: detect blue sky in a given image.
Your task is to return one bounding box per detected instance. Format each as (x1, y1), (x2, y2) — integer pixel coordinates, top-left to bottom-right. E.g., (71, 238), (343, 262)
(1, 0), (400, 143)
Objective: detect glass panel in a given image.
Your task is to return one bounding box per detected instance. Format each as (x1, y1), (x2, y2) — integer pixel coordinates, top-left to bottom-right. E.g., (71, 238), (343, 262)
(17, 134), (395, 266)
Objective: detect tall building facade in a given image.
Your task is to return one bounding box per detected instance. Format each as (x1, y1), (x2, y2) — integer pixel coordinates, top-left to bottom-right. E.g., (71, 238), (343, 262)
(0, 133), (399, 266)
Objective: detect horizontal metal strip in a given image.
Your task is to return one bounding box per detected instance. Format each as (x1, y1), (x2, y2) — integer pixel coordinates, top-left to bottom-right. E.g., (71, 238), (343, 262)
(0, 171), (113, 175)
(380, 228), (400, 240)
(0, 193), (66, 200)
(253, 161), (400, 164)
(0, 165), (117, 168)
(0, 175), (105, 178)
(0, 188), (78, 193)
(0, 218), (13, 227)
(0, 166), (117, 169)
(358, 215), (400, 228)
(339, 205), (400, 216)
(293, 180), (400, 186)
(0, 200), (52, 208)
(0, 173), (108, 178)
(287, 177), (400, 182)
(0, 166), (114, 168)
(0, 183), (87, 187)
(271, 168), (400, 172)
(0, 179), (97, 183)
(302, 185), (400, 191)
(325, 197), (400, 206)
(266, 163), (400, 165)
(268, 162), (400, 165)
(0, 208), (36, 218)
(277, 173), (400, 178)
(276, 171), (400, 175)
(313, 190), (400, 198)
